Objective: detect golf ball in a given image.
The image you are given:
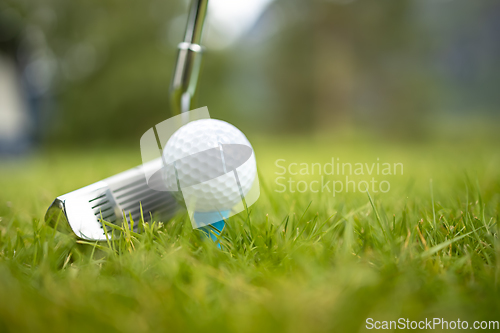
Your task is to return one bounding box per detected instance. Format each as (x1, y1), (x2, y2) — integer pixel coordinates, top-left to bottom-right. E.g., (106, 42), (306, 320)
(162, 119), (256, 212)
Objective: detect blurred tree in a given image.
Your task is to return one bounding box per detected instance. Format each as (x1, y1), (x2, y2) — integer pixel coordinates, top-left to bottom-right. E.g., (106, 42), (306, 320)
(1, 0), (186, 145)
(264, 0), (438, 137)
(1, 0), (499, 145)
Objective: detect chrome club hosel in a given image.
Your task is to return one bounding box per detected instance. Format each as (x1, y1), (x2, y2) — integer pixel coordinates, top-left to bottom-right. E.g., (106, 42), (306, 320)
(170, 42), (204, 115)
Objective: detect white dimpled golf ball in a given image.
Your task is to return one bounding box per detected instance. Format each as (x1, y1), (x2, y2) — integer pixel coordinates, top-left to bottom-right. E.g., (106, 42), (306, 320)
(162, 119), (256, 212)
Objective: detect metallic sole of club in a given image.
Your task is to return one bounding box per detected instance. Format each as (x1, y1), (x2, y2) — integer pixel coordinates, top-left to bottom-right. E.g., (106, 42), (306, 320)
(45, 158), (179, 241)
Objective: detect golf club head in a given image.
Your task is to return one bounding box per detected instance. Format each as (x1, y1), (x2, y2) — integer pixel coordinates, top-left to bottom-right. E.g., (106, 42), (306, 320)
(45, 158), (179, 241)
(45, 0), (228, 242)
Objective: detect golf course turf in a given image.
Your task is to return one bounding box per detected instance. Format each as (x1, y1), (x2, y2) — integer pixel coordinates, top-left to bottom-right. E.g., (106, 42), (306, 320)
(0, 136), (499, 332)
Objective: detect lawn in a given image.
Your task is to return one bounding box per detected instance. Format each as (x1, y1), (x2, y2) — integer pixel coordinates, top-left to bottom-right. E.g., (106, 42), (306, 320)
(0, 135), (499, 332)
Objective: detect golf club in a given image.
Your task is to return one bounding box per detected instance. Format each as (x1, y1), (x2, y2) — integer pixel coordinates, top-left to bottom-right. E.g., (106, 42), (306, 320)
(45, 0), (210, 241)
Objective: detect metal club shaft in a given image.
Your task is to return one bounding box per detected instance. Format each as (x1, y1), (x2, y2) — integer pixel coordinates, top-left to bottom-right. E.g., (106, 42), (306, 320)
(170, 0), (209, 115)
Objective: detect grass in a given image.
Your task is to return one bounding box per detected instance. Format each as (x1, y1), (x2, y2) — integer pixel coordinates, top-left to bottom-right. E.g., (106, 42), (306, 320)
(0, 136), (499, 332)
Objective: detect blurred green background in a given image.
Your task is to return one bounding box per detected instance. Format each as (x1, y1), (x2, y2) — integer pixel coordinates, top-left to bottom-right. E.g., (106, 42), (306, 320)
(1, 2), (500, 331)
(1, 0), (500, 150)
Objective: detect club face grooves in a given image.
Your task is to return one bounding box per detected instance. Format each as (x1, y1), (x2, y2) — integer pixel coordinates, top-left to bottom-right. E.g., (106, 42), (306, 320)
(45, 158), (180, 241)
